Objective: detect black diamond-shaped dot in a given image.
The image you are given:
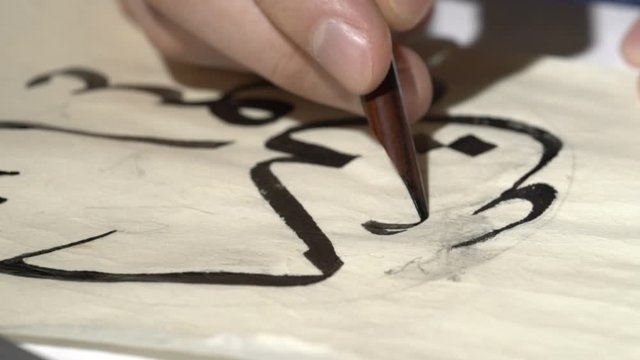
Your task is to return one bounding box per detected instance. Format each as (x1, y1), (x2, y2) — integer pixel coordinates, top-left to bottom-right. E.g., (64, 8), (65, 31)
(413, 133), (443, 153)
(448, 135), (496, 157)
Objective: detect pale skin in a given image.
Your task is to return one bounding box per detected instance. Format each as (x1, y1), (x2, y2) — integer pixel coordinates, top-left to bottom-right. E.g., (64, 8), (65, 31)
(120, 0), (640, 122)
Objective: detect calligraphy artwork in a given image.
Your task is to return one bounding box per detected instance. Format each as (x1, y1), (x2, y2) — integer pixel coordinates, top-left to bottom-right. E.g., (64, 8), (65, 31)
(0, 67), (562, 286)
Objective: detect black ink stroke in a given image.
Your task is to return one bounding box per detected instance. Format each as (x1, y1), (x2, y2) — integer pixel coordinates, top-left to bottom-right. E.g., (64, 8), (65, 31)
(454, 183), (556, 248)
(27, 67), (108, 93)
(0, 230), (330, 285)
(27, 68), (293, 127)
(437, 115), (560, 248)
(0, 170), (20, 204)
(362, 221), (422, 235)
(0, 67), (564, 286)
(1, 69), (351, 286)
(105, 82), (293, 126)
(251, 118), (365, 277)
(0, 119), (365, 286)
(0, 120), (230, 149)
(363, 115), (562, 250)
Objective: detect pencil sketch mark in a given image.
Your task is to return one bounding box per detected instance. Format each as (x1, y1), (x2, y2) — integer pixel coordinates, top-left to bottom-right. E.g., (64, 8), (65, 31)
(0, 66), (563, 286)
(384, 257), (428, 275)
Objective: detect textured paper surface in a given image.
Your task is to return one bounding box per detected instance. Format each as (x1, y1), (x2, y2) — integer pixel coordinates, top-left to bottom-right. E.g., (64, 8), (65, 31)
(1, 1), (639, 359)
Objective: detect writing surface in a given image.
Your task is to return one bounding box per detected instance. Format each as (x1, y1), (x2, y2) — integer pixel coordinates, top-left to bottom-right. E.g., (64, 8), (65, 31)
(0, 1), (638, 359)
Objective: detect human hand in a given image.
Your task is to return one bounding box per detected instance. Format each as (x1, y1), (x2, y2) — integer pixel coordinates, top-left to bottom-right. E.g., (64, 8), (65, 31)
(120, 0), (434, 122)
(622, 18), (640, 92)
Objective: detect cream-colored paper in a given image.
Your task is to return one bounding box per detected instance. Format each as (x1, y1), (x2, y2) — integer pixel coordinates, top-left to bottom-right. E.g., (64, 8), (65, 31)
(1, 1), (639, 359)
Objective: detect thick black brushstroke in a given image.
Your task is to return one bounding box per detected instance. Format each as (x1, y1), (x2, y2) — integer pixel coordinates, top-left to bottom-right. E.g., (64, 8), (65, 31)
(0, 231), (327, 285)
(0, 70), (353, 286)
(207, 81), (294, 126)
(429, 115), (562, 190)
(250, 118), (364, 278)
(108, 82), (293, 126)
(0, 119), (363, 286)
(0, 67), (564, 286)
(27, 68), (292, 127)
(362, 115), (562, 249)
(362, 221), (421, 235)
(453, 183), (556, 248)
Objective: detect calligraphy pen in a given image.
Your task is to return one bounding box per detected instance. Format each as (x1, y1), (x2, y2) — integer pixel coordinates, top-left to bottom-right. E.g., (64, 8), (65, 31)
(361, 56), (428, 221)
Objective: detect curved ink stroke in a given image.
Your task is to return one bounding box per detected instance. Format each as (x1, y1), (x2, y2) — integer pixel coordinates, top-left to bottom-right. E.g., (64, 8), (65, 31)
(363, 115), (562, 250)
(1, 68), (355, 286)
(0, 113), (562, 285)
(27, 67), (293, 126)
(437, 115), (561, 248)
(362, 221), (422, 235)
(107, 83), (293, 126)
(452, 183), (556, 248)
(0, 118), (365, 286)
(0, 120), (230, 149)
(1, 67), (564, 286)
(0, 231), (328, 285)
(26, 67), (109, 93)
(432, 116), (562, 190)
(252, 118), (365, 277)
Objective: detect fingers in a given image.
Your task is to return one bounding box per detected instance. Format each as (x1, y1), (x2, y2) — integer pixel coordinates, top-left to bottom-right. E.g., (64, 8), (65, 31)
(622, 18), (640, 67)
(119, 0), (243, 70)
(395, 46), (432, 122)
(142, 0), (362, 113)
(374, 0), (434, 31)
(254, 0), (392, 94)
(125, 0), (432, 121)
(254, 0), (433, 94)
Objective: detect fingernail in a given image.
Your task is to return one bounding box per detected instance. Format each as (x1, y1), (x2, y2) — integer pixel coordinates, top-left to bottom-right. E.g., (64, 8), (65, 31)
(390, 0), (432, 29)
(313, 19), (372, 93)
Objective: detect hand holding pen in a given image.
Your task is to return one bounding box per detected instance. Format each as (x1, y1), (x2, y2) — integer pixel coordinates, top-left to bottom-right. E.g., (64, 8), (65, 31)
(120, 0), (434, 123)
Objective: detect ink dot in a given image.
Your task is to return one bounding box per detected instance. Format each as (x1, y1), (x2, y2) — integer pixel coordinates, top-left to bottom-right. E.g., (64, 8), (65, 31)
(447, 135), (496, 157)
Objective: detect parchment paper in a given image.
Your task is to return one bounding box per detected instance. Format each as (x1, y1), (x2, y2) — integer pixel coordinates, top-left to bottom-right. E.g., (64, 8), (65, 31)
(1, 1), (639, 359)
